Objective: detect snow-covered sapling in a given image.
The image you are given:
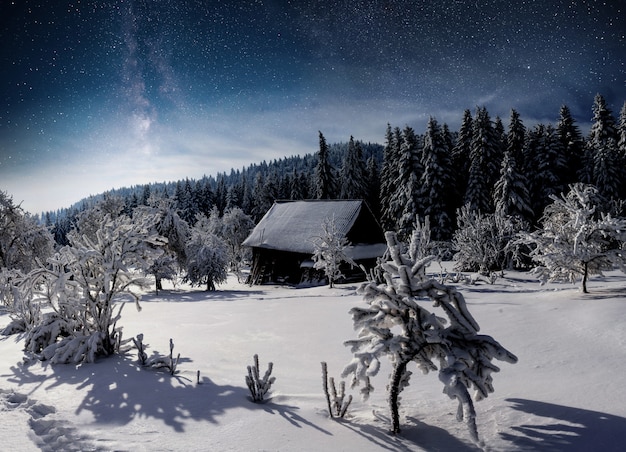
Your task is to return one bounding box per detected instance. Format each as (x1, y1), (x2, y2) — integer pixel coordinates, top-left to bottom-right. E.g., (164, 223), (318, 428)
(518, 183), (626, 293)
(342, 230), (517, 443)
(321, 361), (352, 419)
(311, 216), (356, 288)
(246, 354), (275, 403)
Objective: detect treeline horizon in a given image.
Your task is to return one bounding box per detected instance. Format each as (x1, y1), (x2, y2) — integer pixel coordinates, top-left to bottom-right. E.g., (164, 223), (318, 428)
(38, 93), (626, 246)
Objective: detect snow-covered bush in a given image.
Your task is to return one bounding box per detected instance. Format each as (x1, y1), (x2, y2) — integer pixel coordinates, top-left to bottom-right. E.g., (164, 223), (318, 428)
(184, 225), (228, 291)
(0, 191), (54, 273)
(453, 205), (527, 273)
(321, 361), (352, 419)
(22, 210), (166, 363)
(342, 230), (517, 442)
(220, 207), (254, 282)
(311, 216), (356, 288)
(518, 183), (626, 293)
(0, 268), (42, 335)
(246, 354), (275, 403)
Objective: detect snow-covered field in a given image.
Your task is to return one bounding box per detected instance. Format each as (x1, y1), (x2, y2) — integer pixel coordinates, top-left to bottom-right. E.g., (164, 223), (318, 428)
(1, 267), (626, 451)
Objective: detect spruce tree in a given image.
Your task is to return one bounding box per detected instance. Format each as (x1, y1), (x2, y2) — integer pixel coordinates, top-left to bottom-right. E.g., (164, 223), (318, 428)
(493, 110), (532, 221)
(618, 102), (626, 200)
(556, 105), (584, 186)
(465, 107), (497, 213)
(340, 136), (368, 200)
(380, 124), (401, 231)
(315, 131), (336, 199)
(395, 126), (423, 239)
(525, 125), (564, 223)
(586, 95), (621, 203)
(452, 109), (473, 205)
(365, 155), (381, 219)
(420, 117), (454, 240)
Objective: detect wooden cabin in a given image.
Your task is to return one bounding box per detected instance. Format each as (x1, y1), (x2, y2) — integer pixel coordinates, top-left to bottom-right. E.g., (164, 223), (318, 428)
(243, 200), (386, 285)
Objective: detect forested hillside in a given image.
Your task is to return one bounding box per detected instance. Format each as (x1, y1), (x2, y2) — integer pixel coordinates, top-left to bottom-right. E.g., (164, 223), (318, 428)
(42, 94), (626, 246)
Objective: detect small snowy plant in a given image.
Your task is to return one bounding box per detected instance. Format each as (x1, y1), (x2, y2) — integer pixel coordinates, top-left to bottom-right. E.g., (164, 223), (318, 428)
(342, 230), (517, 442)
(245, 354), (275, 403)
(321, 361), (352, 419)
(518, 184), (626, 293)
(311, 216), (356, 288)
(132, 334), (180, 375)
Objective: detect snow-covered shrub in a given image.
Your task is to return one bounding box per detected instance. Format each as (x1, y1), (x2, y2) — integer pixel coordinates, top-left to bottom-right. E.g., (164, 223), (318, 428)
(220, 207), (255, 282)
(0, 191), (54, 273)
(0, 268), (41, 335)
(246, 354), (275, 403)
(321, 361), (352, 419)
(311, 216), (356, 288)
(453, 205), (527, 273)
(342, 230), (517, 442)
(184, 225), (228, 291)
(22, 210), (166, 364)
(518, 183), (626, 293)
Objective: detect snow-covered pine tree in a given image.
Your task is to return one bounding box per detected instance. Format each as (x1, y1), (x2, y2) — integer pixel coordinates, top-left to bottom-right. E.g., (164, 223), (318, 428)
(580, 94), (619, 189)
(395, 126), (423, 239)
(493, 110), (533, 221)
(342, 230), (517, 441)
(525, 124), (565, 223)
(518, 183), (626, 293)
(593, 137), (622, 204)
(315, 131), (337, 200)
(365, 155), (381, 220)
(311, 216), (356, 288)
(556, 105), (584, 187)
(420, 117), (455, 240)
(464, 107), (498, 213)
(619, 102), (626, 201)
(451, 109), (473, 205)
(380, 125), (402, 231)
(340, 136), (368, 200)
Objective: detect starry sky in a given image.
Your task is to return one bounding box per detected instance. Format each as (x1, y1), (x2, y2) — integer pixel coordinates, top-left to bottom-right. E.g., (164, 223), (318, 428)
(1, 0), (625, 214)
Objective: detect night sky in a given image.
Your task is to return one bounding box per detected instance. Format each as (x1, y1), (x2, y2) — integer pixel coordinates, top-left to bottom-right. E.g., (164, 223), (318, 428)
(1, 0), (625, 213)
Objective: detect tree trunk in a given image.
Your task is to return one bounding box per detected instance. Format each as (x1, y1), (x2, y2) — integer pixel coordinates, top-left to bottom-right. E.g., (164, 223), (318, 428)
(582, 261), (589, 294)
(389, 356), (412, 434)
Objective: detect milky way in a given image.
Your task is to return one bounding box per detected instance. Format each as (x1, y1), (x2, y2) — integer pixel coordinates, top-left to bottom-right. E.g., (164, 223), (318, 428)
(1, 0), (624, 213)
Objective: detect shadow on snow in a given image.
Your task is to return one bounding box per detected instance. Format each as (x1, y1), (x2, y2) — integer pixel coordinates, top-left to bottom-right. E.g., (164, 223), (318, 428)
(501, 398), (626, 451)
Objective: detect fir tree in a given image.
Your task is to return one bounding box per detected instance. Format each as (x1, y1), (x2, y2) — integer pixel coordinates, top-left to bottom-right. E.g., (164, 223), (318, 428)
(340, 136), (368, 200)
(556, 105), (584, 186)
(451, 109), (473, 204)
(395, 126), (423, 239)
(365, 155), (381, 220)
(379, 124), (401, 231)
(315, 132), (336, 200)
(581, 94), (618, 189)
(420, 117), (455, 240)
(465, 107), (497, 213)
(493, 148), (533, 221)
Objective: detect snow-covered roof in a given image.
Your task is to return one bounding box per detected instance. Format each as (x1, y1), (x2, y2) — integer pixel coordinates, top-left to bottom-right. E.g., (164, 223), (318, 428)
(242, 200), (384, 257)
